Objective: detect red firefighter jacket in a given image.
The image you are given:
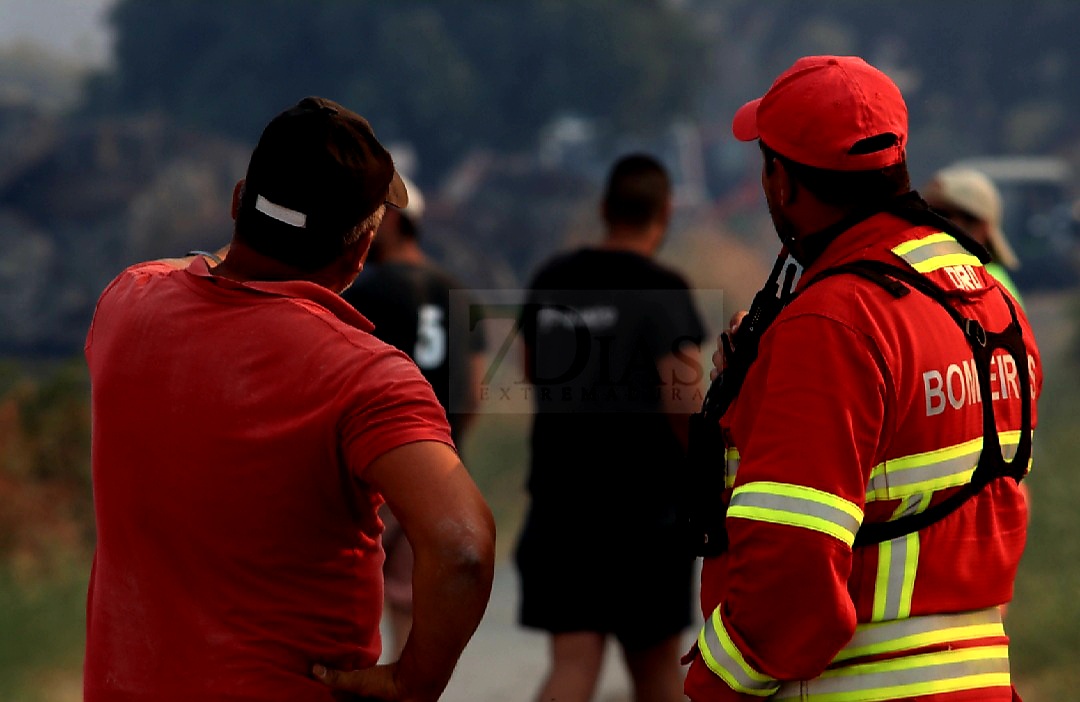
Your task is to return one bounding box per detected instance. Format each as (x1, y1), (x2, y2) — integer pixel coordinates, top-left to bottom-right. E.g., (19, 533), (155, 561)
(686, 210), (1042, 701)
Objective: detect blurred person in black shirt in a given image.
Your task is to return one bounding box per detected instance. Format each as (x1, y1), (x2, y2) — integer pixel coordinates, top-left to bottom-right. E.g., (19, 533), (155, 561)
(515, 153), (706, 702)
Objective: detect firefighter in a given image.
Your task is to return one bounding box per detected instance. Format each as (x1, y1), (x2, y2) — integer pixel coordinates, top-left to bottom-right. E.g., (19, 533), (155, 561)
(683, 55), (1042, 701)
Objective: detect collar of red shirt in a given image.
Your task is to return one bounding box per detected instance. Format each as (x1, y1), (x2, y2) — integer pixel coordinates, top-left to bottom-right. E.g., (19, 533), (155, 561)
(184, 256), (375, 332)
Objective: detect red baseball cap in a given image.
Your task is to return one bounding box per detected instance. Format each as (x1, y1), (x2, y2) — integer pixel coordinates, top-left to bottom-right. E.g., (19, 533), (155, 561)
(732, 55), (908, 171)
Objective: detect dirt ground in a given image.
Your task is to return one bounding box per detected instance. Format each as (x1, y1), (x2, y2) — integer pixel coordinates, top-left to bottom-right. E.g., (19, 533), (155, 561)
(432, 563), (701, 702)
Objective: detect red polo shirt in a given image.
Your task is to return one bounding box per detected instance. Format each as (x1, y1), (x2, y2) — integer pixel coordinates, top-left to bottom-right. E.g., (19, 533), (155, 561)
(84, 258), (453, 702)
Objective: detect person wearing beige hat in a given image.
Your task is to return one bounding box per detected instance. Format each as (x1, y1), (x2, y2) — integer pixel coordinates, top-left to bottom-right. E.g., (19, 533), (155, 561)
(923, 165), (1025, 306)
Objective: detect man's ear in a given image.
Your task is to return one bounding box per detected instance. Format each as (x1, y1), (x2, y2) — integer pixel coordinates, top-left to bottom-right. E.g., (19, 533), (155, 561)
(231, 180), (245, 220)
(331, 228), (376, 294)
(346, 227), (376, 274)
(357, 227), (376, 261)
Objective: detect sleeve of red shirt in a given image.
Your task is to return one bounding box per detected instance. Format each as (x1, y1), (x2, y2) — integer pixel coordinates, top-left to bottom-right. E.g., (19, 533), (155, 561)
(85, 261), (180, 359)
(338, 347), (455, 476)
(686, 312), (889, 700)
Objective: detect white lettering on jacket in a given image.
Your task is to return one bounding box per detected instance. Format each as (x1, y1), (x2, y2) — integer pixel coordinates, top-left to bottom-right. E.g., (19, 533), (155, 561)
(923, 352), (1033, 416)
(943, 265), (985, 292)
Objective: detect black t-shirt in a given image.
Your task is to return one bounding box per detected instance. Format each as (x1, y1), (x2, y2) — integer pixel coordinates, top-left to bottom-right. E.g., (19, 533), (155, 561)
(343, 260), (485, 445)
(520, 248), (706, 525)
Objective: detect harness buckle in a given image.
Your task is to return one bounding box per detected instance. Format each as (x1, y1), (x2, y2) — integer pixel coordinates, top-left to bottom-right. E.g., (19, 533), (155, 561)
(963, 318), (987, 347)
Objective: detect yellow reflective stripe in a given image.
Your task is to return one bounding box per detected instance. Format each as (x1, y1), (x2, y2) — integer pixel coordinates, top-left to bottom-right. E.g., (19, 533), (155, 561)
(774, 644), (1010, 701)
(891, 232), (955, 256)
(891, 232), (985, 273)
(889, 492), (933, 521)
(728, 481), (863, 547)
(697, 607), (780, 696)
(867, 431), (1021, 501)
(872, 532), (919, 622)
(835, 608), (1004, 663)
(910, 252), (984, 273)
(725, 447), (740, 489)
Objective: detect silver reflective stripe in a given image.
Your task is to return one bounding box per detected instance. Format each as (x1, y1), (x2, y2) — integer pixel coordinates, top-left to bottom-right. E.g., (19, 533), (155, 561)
(773, 645), (1010, 701)
(891, 232), (954, 258)
(892, 493), (931, 520)
(697, 607), (780, 696)
(773, 609), (1008, 700)
(872, 532), (919, 622)
(866, 433), (1020, 502)
(838, 608), (1003, 662)
(728, 482), (863, 547)
(725, 447), (740, 489)
(870, 495), (932, 622)
(892, 233), (983, 272)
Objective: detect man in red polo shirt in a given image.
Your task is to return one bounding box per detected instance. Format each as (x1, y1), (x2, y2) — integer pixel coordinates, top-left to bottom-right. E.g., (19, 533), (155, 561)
(83, 96), (496, 702)
(684, 57), (1041, 701)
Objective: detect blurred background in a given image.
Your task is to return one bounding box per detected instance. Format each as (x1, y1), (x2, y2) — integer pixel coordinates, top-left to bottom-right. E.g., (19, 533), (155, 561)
(1, 1), (1079, 700)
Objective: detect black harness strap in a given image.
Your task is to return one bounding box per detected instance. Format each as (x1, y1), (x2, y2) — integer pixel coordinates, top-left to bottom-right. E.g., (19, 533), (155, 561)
(681, 192), (1029, 556)
(801, 259), (1033, 546)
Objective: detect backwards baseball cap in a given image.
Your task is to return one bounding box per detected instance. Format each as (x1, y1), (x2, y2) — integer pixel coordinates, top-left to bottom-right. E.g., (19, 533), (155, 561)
(923, 166), (1020, 270)
(732, 55), (908, 171)
(239, 96), (408, 267)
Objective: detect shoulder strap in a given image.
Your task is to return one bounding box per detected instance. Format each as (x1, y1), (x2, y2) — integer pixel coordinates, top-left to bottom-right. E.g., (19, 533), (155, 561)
(801, 258), (1033, 546)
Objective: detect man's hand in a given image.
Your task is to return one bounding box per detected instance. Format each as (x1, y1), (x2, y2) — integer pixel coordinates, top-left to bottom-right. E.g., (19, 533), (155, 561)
(313, 662), (399, 700)
(710, 311), (747, 382)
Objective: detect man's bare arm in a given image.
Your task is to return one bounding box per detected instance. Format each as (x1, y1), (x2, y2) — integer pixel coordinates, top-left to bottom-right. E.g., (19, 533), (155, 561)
(314, 440), (496, 701)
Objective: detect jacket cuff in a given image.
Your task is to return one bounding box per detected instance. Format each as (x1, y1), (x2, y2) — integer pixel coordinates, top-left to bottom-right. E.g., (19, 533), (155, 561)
(686, 652), (765, 702)
(695, 607), (781, 697)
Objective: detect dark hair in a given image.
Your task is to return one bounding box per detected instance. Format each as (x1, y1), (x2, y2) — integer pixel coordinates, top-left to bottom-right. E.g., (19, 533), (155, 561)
(602, 153), (671, 227)
(760, 141), (910, 209)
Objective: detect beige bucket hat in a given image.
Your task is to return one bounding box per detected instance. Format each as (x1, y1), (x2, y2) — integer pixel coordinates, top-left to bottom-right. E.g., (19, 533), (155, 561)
(923, 165), (1020, 270)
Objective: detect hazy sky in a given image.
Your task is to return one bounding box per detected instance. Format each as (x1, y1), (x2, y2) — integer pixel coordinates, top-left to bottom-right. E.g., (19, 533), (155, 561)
(0, 0), (114, 66)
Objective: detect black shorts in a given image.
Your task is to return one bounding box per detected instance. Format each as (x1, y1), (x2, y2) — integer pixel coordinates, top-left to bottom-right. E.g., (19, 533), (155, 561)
(513, 507), (695, 651)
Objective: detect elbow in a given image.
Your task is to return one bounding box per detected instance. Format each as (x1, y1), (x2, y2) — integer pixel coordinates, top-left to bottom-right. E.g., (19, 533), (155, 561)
(437, 512), (497, 588)
(454, 524), (497, 578)
(455, 541), (496, 591)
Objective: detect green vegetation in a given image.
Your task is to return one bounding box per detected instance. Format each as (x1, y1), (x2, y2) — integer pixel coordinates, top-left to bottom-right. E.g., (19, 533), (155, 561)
(0, 358), (92, 702)
(0, 563), (89, 702)
(1006, 292), (1080, 701)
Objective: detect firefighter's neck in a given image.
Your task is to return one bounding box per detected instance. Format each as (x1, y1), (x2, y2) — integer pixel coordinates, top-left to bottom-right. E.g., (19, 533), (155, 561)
(777, 185), (852, 266)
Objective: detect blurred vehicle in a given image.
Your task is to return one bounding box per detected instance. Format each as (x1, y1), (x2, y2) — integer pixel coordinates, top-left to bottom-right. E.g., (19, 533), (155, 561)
(950, 155), (1080, 290)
